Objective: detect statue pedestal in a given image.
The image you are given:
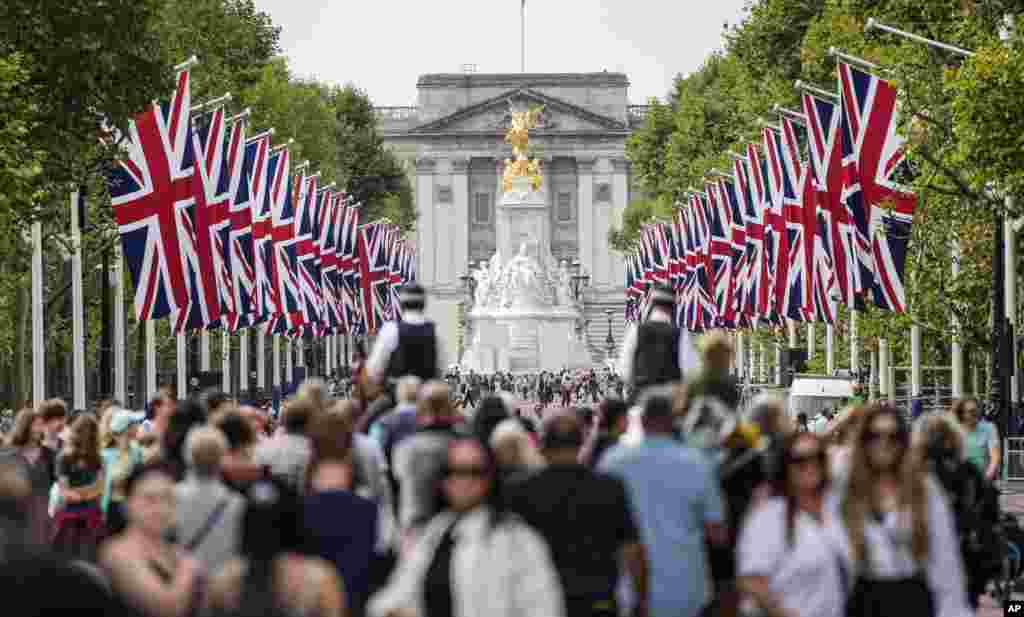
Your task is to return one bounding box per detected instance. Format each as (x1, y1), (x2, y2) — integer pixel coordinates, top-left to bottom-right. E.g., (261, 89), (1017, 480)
(497, 176), (549, 261)
(461, 176), (594, 373)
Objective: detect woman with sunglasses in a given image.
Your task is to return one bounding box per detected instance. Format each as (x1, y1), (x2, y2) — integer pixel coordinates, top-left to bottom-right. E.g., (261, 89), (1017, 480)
(737, 432), (843, 617)
(827, 404), (970, 617)
(369, 437), (564, 617)
(951, 398), (1001, 482)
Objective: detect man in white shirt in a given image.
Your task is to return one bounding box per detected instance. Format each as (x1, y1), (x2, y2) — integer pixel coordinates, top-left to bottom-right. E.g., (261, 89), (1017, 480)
(366, 284), (447, 385)
(618, 285), (700, 396)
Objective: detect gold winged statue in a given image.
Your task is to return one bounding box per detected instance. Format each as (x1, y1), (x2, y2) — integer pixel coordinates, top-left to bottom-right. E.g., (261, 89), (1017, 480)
(502, 105), (544, 193)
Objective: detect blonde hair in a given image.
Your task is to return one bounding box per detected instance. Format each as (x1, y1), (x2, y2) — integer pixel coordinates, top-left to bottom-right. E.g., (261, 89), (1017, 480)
(417, 381), (455, 422)
(842, 404), (929, 567)
(184, 426), (228, 476)
(490, 419), (545, 469)
(698, 330), (734, 370)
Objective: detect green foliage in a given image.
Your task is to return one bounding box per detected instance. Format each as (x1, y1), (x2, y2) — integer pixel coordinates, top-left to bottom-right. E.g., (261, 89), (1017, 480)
(616, 0), (1024, 374)
(334, 85), (415, 230)
(239, 58), (339, 184)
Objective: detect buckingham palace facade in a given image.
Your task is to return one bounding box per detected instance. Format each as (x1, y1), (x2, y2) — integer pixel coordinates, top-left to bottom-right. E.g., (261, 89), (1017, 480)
(375, 72), (648, 364)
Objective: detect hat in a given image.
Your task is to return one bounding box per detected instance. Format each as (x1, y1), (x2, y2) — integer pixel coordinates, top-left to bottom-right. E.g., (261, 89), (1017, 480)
(649, 285), (675, 309)
(110, 409), (146, 435)
(399, 284), (426, 307)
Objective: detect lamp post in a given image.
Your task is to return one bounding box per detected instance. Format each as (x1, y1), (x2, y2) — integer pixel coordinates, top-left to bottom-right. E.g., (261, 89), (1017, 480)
(604, 308), (615, 360)
(569, 260), (590, 303)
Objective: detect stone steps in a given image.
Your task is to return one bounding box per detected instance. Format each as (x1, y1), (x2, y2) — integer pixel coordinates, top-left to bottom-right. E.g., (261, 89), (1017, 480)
(583, 301), (628, 366)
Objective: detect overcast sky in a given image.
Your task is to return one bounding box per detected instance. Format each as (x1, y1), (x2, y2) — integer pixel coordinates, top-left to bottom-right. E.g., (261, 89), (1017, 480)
(251, 0), (750, 106)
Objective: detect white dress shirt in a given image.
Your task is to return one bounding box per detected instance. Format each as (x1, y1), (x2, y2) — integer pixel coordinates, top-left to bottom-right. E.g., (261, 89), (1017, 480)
(366, 310), (447, 382)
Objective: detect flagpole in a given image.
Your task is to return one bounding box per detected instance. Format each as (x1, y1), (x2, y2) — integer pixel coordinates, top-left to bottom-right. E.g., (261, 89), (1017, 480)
(521, 0), (525, 73)
(113, 247), (126, 405)
(31, 220), (45, 405)
(272, 335), (281, 391)
(200, 330), (211, 372)
(176, 331), (187, 398)
(221, 330), (230, 394)
(257, 330), (267, 391)
(145, 320), (157, 401)
(807, 323), (815, 361)
(239, 329), (249, 395)
(826, 325), (835, 375)
(951, 239), (963, 397)
(286, 338), (294, 383)
(850, 309), (859, 377)
(70, 191), (86, 411)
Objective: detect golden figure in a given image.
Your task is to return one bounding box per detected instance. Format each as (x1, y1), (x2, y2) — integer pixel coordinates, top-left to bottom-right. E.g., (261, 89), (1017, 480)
(502, 105), (544, 193)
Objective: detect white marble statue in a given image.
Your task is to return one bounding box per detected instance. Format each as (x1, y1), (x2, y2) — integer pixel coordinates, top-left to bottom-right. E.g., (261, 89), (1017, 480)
(553, 260), (572, 306)
(473, 266), (492, 307)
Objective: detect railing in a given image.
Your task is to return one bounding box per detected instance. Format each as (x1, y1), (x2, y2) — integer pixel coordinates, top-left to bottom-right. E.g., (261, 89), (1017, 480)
(1006, 437), (1024, 482)
(374, 106), (419, 121)
(627, 105), (650, 124)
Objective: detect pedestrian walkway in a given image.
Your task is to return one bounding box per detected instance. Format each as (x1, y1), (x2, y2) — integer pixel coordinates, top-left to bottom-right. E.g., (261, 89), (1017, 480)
(979, 484), (1024, 617)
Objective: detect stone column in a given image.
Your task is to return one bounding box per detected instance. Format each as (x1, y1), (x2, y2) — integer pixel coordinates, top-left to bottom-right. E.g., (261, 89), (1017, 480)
(609, 158), (630, 290)
(576, 156), (596, 276)
(415, 157), (436, 286)
(434, 159), (455, 290)
(452, 157), (470, 280)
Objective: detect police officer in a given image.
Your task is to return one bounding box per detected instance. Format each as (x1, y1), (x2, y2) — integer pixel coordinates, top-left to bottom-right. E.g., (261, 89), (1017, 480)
(618, 284), (699, 401)
(366, 284), (447, 384)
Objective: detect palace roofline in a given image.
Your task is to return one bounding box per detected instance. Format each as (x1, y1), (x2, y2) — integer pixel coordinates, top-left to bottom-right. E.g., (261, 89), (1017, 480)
(416, 72), (630, 88)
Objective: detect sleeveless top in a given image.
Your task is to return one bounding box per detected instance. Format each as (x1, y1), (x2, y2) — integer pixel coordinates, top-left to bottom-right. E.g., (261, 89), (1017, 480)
(387, 322), (439, 381)
(631, 322), (682, 389)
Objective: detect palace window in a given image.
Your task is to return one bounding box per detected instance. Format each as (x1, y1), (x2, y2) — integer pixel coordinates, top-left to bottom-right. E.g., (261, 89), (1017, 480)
(437, 186), (452, 204)
(474, 192), (492, 223)
(557, 192), (573, 222)
(595, 183), (612, 203)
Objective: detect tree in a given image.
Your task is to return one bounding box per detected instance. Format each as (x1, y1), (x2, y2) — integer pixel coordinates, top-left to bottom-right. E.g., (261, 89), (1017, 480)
(611, 0), (1024, 382)
(333, 85), (416, 230)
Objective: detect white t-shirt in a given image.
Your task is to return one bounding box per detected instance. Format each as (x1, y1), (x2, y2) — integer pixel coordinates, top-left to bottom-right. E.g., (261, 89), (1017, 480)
(737, 497), (844, 617)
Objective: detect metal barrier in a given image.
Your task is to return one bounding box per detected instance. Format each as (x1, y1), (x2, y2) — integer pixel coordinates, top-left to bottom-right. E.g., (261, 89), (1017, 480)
(1004, 437), (1024, 482)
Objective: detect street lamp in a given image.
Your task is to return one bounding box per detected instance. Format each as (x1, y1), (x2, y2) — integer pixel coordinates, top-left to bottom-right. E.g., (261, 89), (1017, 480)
(458, 261), (480, 361)
(604, 308), (615, 359)
(569, 260), (590, 303)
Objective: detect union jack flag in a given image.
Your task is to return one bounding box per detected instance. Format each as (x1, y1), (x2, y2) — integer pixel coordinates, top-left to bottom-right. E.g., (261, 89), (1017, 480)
(803, 92), (855, 310)
(247, 139), (276, 323)
(318, 190), (344, 332)
(357, 222), (392, 334)
(779, 117), (815, 322)
(225, 124), (266, 331)
(294, 172), (323, 327)
(762, 126), (794, 320)
(107, 68), (194, 321)
(338, 201), (364, 335)
(839, 63), (916, 313)
(174, 106), (233, 333)
(267, 150), (302, 327)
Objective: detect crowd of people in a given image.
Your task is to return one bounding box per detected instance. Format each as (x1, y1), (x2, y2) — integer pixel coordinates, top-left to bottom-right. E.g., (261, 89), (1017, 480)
(0, 283), (1009, 617)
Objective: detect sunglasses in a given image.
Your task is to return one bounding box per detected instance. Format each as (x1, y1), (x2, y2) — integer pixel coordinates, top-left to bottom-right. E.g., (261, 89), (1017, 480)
(788, 450), (825, 466)
(445, 465), (491, 479)
(865, 429), (905, 445)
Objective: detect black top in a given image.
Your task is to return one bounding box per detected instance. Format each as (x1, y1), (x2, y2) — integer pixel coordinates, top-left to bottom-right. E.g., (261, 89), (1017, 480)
(631, 322), (682, 390)
(387, 322), (438, 381)
(424, 521), (458, 617)
(506, 465), (640, 601)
